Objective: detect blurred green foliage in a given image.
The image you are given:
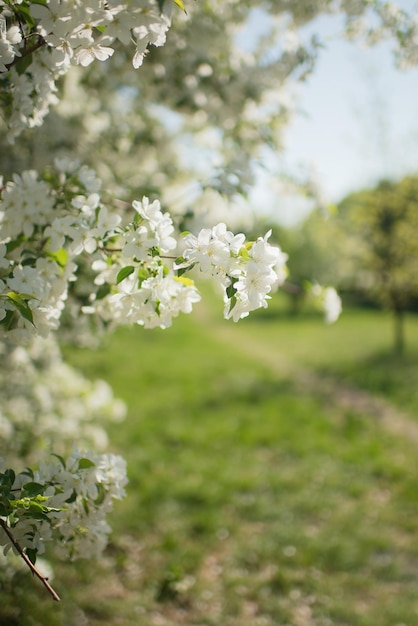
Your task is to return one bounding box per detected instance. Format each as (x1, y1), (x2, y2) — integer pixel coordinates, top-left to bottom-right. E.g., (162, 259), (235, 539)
(266, 175), (418, 353)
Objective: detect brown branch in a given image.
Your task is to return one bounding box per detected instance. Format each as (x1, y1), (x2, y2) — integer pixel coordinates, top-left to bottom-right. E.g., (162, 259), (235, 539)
(5, 37), (47, 72)
(0, 518), (61, 602)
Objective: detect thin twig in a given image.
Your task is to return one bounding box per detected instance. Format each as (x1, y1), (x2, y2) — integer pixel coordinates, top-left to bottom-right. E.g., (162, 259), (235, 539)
(5, 37), (46, 71)
(0, 518), (61, 602)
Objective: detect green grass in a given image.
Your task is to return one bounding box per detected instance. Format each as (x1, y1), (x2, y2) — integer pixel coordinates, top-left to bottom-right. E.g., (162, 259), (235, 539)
(4, 292), (418, 626)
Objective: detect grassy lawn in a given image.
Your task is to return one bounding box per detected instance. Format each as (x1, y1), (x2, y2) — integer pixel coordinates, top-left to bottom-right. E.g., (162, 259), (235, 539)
(4, 291), (418, 626)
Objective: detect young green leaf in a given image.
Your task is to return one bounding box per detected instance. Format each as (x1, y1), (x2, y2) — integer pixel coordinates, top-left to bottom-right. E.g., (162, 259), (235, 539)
(116, 266), (135, 285)
(174, 276), (194, 287)
(46, 248), (68, 268)
(78, 458), (96, 470)
(173, 0), (186, 12)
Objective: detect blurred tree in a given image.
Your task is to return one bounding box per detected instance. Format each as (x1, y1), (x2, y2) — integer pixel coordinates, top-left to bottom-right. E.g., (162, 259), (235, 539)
(255, 209), (346, 314)
(285, 209), (341, 309)
(337, 176), (418, 354)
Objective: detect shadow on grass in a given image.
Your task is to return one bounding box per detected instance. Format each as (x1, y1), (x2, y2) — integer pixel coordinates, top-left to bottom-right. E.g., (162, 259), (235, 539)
(318, 347), (418, 412)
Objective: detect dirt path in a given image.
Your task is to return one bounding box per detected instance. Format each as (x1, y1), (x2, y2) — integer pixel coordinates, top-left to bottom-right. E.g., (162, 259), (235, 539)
(208, 321), (418, 445)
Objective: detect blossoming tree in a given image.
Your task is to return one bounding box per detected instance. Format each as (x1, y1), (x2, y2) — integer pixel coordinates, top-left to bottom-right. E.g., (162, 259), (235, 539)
(0, 0), (415, 602)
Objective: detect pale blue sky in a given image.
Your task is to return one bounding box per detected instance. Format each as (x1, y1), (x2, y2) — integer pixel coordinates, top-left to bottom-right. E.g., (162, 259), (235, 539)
(284, 13), (418, 198)
(248, 4), (418, 224)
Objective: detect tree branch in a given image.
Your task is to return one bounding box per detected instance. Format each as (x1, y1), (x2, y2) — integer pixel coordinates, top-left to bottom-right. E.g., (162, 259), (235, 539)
(0, 518), (61, 602)
(5, 37), (47, 72)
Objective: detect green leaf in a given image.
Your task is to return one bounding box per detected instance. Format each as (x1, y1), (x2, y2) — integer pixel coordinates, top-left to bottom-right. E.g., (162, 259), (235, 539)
(0, 310), (15, 330)
(228, 295), (237, 314)
(226, 277), (239, 300)
(94, 483), (106, 506)
(173, 0), (186, 12)
(133, 213), (143, 226)
(21, 257), (37, 267)
(95, 283), (111, 300)
(174, 276), (194, 287)
(239, 245), (251, 260)
(176, 266), (189, 278)
(226, 284), (236, 299)
(137, 267), (150, 287)
(116, 266), (135, 285)
(175, 257), (197, 277)
(0, 502), (12, 517)
(51, 453), (66, 468)
(4, 469), (15, 486)
(65, 490), (77, 504)
(78, 458), (96, 470)
(0, 469), (15, 498)
(21, 467), (34, 480)
(21, 482), (45, 498)
(26, 548), (37, 566)
(16, 498), (61, 515)
(6, 292), (34, 325)
(46, 248), (68, 268)
(13, 498), (42, 512)
(6, 236), (25, 253)
(23, 510), (51, 522)
(15, 5), (35, 28)
(15, 53), (33, 76)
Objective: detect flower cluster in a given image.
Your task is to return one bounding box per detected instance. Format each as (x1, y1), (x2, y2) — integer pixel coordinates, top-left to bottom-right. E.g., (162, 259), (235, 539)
(0, 449), (128, 563)
(0, 160), (105, 342)
(0, 335), (126, 469)
(0, 1), (173, 140)
(181, 223), (288, 321)
(85, 196), (202, 330)
(0, 160), (291, 342)
(310, 284), (342, 324)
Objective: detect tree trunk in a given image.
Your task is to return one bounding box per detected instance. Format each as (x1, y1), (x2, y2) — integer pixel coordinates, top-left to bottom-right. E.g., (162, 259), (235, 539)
(393, 308), (405, 356)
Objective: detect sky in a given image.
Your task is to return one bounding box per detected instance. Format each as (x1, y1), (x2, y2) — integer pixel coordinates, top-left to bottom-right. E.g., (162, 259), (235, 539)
(248, 3), (418, 225)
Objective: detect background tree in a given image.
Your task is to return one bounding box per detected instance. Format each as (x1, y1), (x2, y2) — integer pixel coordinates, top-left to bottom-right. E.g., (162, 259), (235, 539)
(336, 176), (418, 354)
